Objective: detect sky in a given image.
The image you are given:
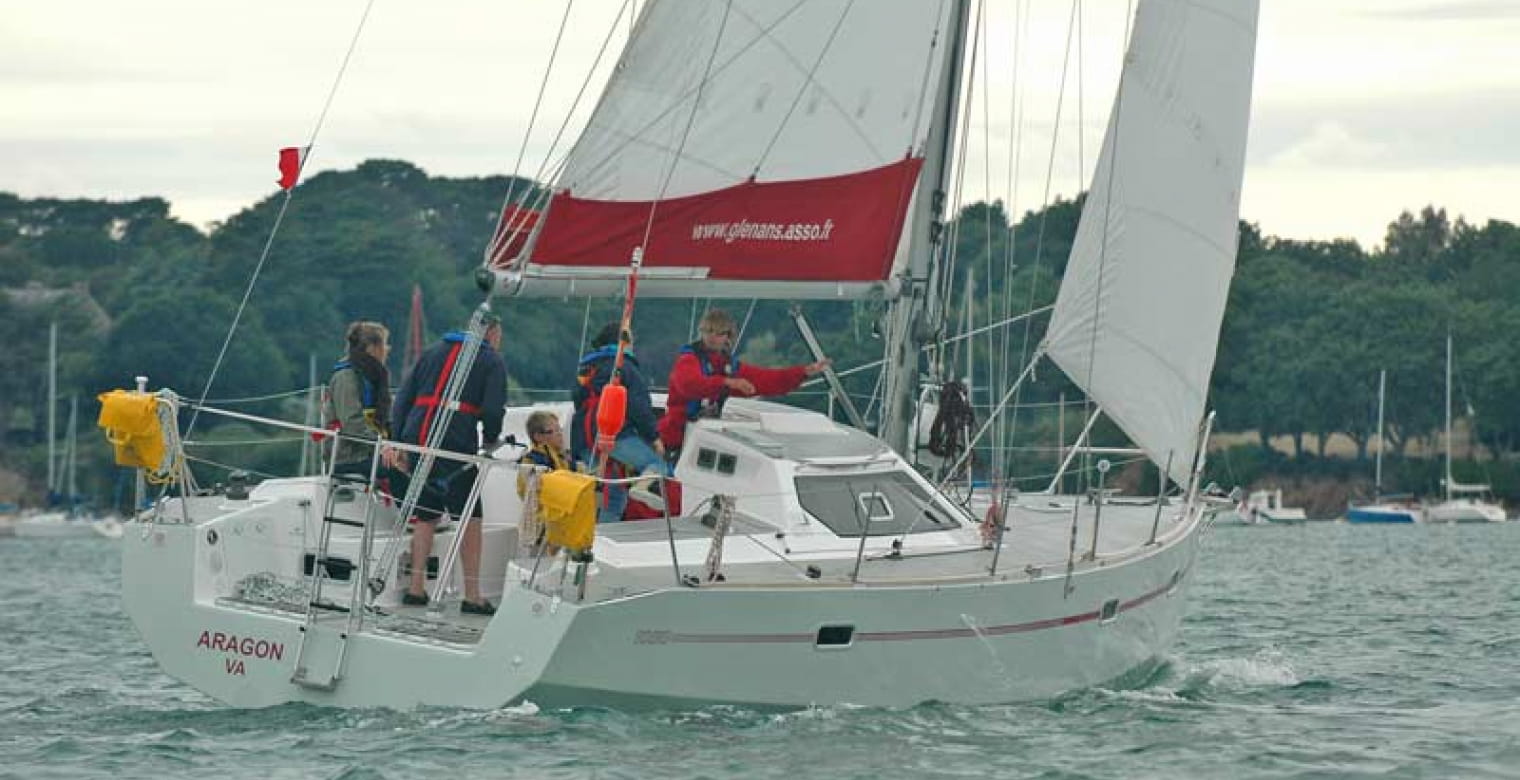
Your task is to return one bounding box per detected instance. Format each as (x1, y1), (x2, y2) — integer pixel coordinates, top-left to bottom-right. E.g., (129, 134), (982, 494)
(2, 0), (1517, 250)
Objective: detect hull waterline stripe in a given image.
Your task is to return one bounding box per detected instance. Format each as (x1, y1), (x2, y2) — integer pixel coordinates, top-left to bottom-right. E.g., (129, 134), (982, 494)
(659, 572), (1184, 645)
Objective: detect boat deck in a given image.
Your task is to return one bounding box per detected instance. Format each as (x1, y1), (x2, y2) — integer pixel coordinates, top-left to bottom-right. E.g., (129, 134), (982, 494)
(206, 494), (1186, 648)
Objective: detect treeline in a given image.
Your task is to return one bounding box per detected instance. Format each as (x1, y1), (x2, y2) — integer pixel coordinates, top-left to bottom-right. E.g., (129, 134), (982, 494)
(1, 160), (1516, 507)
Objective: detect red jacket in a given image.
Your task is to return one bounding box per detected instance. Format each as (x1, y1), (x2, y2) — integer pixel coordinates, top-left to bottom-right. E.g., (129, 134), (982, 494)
(657, 343), (807, 449)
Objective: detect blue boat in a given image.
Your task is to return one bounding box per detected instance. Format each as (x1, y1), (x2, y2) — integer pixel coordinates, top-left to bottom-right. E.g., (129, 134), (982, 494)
(1346, 503), (1419, 524)
(1347, 371), (1420, 524)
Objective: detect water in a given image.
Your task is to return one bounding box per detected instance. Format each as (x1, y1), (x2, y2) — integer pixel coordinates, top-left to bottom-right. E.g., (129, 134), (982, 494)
(5, 523), (1520, 779)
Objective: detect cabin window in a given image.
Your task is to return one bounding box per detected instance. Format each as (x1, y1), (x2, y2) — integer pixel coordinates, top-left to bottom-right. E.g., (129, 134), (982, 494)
(1100, 598), (1120, 623)
(696, 448), (717, 469)
(858, 492), (894, 523)
(716, 453), (738, 475)
(793, 471), (961, 537)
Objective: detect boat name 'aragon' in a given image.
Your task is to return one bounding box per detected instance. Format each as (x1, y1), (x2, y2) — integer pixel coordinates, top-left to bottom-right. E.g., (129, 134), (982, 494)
(195, 630), (285, 661)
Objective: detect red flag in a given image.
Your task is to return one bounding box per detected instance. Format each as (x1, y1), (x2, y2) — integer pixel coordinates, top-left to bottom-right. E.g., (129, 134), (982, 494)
(277, 147), (306, 190)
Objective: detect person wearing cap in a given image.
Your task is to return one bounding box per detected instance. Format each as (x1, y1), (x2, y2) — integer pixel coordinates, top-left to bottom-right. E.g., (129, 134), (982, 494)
(658, 308), (829, 453)
(386, 313), (506, 615)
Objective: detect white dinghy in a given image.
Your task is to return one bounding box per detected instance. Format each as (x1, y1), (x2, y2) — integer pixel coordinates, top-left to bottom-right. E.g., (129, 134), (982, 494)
(116, 0), (1259, 709)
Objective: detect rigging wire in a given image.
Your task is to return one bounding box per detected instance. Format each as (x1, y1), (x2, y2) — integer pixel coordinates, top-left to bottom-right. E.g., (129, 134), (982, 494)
(931, 0), (986, 366)
(186, 0), (377, 439)
(487, 0), (636, 266)
(487, 0), (578, 265)
(637, 1), (732, 251)
(1015, 0), (1082, 493)
(994, 0), (1030, 493)
(1075, 0), (1136, 489)
(749, 0), (857, 175)
(555, 1), (813, 205)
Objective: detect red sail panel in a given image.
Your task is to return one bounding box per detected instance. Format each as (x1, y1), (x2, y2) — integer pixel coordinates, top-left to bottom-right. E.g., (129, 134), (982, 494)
(522, 157), (923, 282)
(488, 204), (541, 266)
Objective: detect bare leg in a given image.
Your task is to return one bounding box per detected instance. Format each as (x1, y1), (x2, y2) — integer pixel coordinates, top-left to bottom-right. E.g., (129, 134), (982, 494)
(409, 522), (434, 597)
(461, 520), (483, 603)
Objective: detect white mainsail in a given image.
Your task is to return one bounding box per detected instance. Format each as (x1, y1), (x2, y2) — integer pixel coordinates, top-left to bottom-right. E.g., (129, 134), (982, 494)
(503, 0), (960, 298)
(557, 1), (949, 200)
(1044, 0), (1259, 487)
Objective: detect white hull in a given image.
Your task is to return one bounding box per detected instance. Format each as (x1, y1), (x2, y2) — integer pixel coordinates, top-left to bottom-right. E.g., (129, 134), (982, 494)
(121, 399), (1205, 710)
(1424, 499), (1506, 524)
(122, 506), (1198, 709)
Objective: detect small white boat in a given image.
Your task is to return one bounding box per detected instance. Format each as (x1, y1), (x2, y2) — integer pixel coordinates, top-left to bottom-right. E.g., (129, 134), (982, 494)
(1423, 336), (1507, 524)
(1423, 487), (1506, 524)
(14, 512), (119, 538)
(1236, 489), (1307, 524)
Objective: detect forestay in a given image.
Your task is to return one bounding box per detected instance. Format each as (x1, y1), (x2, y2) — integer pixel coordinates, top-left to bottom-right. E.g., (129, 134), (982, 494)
(1044, 0), (1259, 487)
(496, 0), (959, 300)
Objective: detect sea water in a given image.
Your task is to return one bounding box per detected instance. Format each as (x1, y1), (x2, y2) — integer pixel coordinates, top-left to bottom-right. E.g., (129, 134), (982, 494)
(4, 522), (1518, 779)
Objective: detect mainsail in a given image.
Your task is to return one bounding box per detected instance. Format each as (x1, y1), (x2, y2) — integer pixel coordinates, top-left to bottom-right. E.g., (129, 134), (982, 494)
(496, 0), (959, 299)
(1044, 0), (1259, 487)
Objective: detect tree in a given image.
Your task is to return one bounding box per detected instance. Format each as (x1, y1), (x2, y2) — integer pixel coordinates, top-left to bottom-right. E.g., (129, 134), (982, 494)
(93, 289), (293, 402)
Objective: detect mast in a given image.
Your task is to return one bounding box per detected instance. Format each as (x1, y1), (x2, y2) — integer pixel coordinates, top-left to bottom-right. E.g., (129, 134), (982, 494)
(880, 0), (973, 454)
(1444, 332), (1452, 503)
(405, 283), (425, 374)
(1374, 369), (1385, 503)
(47, 321), (57, 497)
(65, 395), (78, 511)
(300, 353), (317, 476)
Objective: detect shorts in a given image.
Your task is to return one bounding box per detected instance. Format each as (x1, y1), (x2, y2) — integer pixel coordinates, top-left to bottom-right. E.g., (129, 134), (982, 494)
(389, 457), (483, 524)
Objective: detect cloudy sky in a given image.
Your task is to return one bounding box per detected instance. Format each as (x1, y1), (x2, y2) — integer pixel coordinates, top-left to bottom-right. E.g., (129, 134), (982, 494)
(3, 0), (1516, 249)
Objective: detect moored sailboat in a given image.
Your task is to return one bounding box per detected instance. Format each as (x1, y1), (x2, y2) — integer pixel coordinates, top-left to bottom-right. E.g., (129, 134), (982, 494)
(115, 0), (1259, 709)
(1423, 334), (1505, 523)
(1346, 369), (1420, 523)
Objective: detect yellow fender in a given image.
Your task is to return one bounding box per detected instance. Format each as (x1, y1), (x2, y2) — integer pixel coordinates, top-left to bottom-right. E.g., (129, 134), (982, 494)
(97, 390), (166, 471)
(538, 469), (597, 551)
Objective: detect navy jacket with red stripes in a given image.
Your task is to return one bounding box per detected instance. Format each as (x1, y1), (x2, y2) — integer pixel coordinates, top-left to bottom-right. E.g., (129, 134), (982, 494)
(392, 331), (507, 454)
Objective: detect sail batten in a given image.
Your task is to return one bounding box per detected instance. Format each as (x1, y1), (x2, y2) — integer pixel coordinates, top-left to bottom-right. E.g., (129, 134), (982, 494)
(500, 0), (959, 298)
(1045, 0), (1259, 487)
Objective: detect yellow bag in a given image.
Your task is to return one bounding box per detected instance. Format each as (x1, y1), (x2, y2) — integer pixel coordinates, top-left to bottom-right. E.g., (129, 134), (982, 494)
(97, 390), (165, 471)
(538, 470), (597, 551)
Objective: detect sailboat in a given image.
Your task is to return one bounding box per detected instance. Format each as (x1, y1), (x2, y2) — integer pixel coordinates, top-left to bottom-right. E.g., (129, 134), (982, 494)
(1423, 335), (1506, 523)
(114, 0), (1259, 708)
(16, 324), (118, 538)
(1346, 370), (1421, 523)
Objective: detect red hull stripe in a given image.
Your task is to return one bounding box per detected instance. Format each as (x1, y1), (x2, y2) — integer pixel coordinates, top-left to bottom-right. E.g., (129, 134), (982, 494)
(523, 158), (924, 283)
(656, 571), (1184, 645)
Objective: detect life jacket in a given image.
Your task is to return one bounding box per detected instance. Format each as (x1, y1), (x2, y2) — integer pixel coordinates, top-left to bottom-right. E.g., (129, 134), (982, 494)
(413, 331), (484, 446)
(678, 341), (740, 423)
(325, 359), (388, 440)
(574, 345), (624, 455)
(331, 359), (379, 409)
(522, 442), (571, 472)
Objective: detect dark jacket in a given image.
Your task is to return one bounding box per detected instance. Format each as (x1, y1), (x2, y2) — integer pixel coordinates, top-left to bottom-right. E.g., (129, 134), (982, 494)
(392, 331), (507, 454)
(570, 346), (657, 459)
